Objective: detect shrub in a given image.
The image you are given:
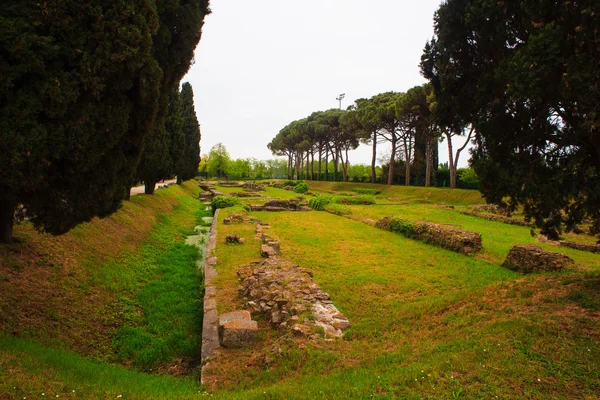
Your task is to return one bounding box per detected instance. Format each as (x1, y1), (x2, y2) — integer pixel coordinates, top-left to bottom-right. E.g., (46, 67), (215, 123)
(334, 195), (376, 205)
(323, 203), (352, 216)
(283, 180), (301, 187)
(351, 188), (379, 195)
(211, 196), (241, 212)
(308, 195), (334, 211)
(294, 182), (309, 194)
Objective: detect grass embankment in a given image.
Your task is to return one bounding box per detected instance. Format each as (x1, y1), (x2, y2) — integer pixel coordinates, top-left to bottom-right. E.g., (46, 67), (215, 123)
(207, 187), (600, 399)
(0, 182), (208, 398)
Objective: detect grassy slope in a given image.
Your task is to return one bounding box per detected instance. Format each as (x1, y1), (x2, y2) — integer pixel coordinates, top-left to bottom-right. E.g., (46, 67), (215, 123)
(0, 182), (207, 398)
(207, 189), (600, 399)
(306, 181), (484, 206)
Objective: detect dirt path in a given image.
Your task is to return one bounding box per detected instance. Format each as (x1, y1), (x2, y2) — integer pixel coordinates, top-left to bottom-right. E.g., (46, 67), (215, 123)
(130, 179), (177, 196)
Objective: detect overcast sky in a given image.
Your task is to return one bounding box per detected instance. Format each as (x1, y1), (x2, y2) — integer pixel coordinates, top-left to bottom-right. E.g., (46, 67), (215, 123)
(183, 0), (471, 168)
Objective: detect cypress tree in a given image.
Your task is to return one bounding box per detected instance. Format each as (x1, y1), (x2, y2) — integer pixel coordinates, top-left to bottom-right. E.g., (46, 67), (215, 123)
(0, 1), (161, 242)
(178, 82), (201, 183)
(0, 0), (210, 241)
(137, 0), (210, 193)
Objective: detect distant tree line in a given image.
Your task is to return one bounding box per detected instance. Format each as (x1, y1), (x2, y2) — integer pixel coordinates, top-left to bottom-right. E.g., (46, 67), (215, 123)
(422, 0), (600, 239)
(199, 143), (289, 180)
(267, 85), (474, 188)
(0, 1), (210, 243)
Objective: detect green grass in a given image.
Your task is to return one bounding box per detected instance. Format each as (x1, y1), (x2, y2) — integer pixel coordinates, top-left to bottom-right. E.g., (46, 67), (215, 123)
(0, 182), (208, 396)
(0, 335), (203, 399)
(208, 202), (600, 399)
(344, 203), (600, 269)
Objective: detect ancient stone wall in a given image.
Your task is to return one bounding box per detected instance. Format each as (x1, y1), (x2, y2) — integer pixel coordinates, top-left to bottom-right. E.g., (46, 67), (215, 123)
(376, 216), (482, 255)
(503, 245), (574, 273)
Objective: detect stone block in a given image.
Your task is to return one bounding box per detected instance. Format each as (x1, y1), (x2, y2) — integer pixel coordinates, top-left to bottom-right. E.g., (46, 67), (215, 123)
(219, 310), (251, 324)
(219, 319), (258, 348)
(503, 245), (573, 273)
(267, 240), (280, 253)
(261, 245), (276, 258)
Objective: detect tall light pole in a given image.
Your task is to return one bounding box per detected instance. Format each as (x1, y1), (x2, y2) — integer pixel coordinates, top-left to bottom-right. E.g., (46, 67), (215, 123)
(336, 93), (345, 110)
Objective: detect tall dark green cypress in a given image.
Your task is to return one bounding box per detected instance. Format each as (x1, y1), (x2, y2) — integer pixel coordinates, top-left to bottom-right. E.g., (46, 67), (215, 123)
(0, 0), (210, 242)
(0, 1), (162, 242)
(137, 0), (210, 194)
(178, 82), (201, 183)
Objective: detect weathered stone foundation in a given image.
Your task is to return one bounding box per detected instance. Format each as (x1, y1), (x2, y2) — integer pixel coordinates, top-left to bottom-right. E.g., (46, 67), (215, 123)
(503, 245), (574, 273)
(375, 216), (482, 255)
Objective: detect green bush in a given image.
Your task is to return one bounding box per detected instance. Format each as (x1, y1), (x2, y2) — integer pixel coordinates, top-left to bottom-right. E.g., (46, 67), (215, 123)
(308, 195), (334, 211)
(334, 195), (376, 205)
(323, 203), (352, 216)
(294, 182), (309, 194)
(351, 188), (379, 195)
(210, 196), (241, 212)
(389, 217), (417, 237)
(283, 180), (301, 187)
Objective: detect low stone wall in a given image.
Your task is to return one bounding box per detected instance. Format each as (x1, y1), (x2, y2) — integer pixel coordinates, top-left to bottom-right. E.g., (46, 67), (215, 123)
(250, 198), (310, 212)
(458, 210), (530, 227)
(200, 209), (220, 383)
(375, 216), (482, 255)
(503, 245), (574, 273)
(560, 240), (600, 253)
(230, 191), (262, 198)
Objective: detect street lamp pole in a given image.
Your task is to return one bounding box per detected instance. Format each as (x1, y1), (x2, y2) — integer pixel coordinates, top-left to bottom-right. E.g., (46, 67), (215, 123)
(336, 93), (345, 110)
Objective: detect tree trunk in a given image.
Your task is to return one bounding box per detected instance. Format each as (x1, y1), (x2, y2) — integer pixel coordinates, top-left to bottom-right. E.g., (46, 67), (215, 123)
(310, 151), (315, 180)
(403, 136), (411, 186)
(425, 134), (432, 187)
(176, 176), (183, 185)
(371, 131), (377, 183)
(342, 148), (350, 182)
(0, 199), (15, 243)
(325, 148), (329, 181)
(333, 148), (339, 182)
(144, 181), (156, 194)
(318, 149), (322, 181)
(388, 136), (397, 185)
(287, 154), (292, 180)
(305, 151), (310, 180)
(445, 131), (456, 189)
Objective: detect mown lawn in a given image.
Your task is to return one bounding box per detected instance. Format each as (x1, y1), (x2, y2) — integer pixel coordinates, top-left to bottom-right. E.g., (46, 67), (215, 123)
(208, 194), (600, 399)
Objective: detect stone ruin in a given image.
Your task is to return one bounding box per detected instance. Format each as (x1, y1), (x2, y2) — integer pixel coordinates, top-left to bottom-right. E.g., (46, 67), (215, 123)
(218, 310), (258, 348)
(255, 223), (281, 258)
(225, 234), (245, 245)
(459, 208), (530, 227)
(230, 191), (262, 198)
(249, 197), (310, 212)
(237, 259), (351, 338)
(199, 183), (224, 199)
(559, 240), (600, 253)
(375, 216), (483, 255)
(503, 245), (574, 273)
(218, 181), (242, 187)
(470, 204), (507, 214)
(222, 212), (248, 225)
(242, 181), (265, 192)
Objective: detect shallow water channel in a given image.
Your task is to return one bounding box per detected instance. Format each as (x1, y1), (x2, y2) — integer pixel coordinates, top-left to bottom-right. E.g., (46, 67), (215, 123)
(185, 205), (214, 271)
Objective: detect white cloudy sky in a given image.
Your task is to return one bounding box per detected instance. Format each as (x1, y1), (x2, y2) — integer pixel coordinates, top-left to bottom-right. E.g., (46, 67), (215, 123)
(183, 0), (472, 168)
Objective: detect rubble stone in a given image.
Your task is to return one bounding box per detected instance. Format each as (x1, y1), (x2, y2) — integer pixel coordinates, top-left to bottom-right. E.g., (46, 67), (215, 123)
(237, 258), (351, 338)
(503, 245), (574, 273)
(375, 216), (482, 255)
